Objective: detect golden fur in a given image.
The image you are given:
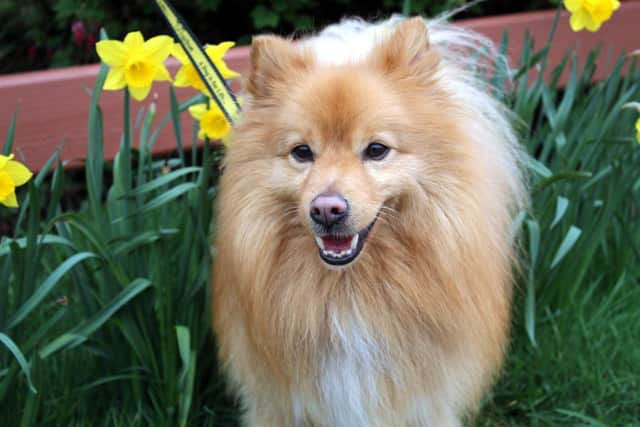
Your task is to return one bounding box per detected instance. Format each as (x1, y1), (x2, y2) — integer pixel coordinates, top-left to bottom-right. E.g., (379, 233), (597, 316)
(212, 17), (525, 427)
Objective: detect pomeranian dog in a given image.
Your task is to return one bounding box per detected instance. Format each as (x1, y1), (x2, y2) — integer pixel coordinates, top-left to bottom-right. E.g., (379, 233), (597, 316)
(212, 15), (525, 427)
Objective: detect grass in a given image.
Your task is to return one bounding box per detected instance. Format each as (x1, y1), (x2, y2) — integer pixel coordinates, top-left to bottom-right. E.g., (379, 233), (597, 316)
(1, 19), (640, 427)
(476, 20), (640, 427)
(478, 278), (640, 426)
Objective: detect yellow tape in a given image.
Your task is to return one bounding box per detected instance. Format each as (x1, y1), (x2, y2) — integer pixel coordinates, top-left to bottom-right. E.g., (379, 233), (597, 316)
(154, 0), (241, 125)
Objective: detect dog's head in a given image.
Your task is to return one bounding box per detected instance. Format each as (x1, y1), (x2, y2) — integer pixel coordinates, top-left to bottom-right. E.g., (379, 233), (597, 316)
(222, 18), (511, 269)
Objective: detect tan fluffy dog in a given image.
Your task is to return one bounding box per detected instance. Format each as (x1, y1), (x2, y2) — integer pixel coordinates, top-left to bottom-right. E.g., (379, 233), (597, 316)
(212, 16), (525, 427)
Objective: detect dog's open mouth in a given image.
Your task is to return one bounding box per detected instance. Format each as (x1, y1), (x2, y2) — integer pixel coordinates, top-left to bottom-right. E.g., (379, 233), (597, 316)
(314, 220), (376, 266)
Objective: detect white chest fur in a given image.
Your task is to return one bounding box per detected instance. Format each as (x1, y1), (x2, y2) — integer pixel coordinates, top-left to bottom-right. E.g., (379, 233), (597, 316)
(289, 304), (461, 427)
(294, 305), (394, 427)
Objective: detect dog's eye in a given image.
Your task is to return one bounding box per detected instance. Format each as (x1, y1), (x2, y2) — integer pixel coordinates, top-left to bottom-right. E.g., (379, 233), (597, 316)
(291, 144), (314, 162)
(363, 142), (390, 161)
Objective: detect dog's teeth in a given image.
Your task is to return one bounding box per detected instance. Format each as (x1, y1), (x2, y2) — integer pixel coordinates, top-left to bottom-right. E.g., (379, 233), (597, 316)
(350, 234), (359, 250)
(315, 236), (325, 250)
(321, 246), (356, 259)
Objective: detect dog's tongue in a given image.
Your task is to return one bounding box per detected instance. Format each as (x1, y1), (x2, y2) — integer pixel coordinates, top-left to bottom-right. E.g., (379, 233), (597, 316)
(322, 235), (353, 251)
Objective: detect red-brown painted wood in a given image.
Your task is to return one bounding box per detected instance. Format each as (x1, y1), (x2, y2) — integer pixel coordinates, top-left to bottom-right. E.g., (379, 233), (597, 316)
(1, 3), (638, 171)
(458, 1), (640, 83)
(0, 49), (250, 171)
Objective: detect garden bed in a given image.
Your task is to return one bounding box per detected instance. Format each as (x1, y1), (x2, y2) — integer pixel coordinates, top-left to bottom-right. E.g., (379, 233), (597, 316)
(2, 1), (640, 172)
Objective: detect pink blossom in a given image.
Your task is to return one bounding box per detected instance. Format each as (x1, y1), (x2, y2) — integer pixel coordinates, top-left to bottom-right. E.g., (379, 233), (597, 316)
(71, 20), (86, 47)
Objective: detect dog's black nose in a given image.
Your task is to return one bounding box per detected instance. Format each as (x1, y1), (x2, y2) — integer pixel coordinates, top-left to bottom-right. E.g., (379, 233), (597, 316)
(310, 192), (348, 227)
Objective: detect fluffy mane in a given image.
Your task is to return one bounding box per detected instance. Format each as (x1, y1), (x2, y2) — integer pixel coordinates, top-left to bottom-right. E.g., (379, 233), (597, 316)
(213, 15), (528, 427)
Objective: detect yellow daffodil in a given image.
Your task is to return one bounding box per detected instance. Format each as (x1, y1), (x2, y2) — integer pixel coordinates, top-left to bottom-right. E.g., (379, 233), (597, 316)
(172, 42), (239, 92)
(623, 102), (640, 143)
(188, 102), (232, 142)
(96, 31), (173, 101)
(563, 0), (620, 32)
(0, 154), (33, 208)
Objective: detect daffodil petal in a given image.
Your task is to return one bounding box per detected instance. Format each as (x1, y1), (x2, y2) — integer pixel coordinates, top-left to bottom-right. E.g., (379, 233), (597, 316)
(144, 35), (174, 63)
(171, 43), (189, 64)
(591, 3), (613, 23)
(205, 43), (240, 79)
(173, 66), (191, 87)
(179, 63), (205, 91)
(1, 191), (18, 208)
(214, 59), (240, 79)
(124, 31), (144, 50)
(188, 104), (208, 120)
(612, 0), (620, 10)
(205, 41), (235, 57)
(154, 64), (172, 82)
(204, 45), (217, 57)
(190, 73), (206, 91)
(0, 154), (13, 170)
(208, 101), (225, 114)
(585, 22), (601, 32)
(104, 67), (127, 90)
(209, 126), (231, 140)
(128, 85), (152, 101)
(197, 129), (206, 141)
(218, 41), (236, 52)
(96, 40), (128, 66)
(4, 160), (33, 186)
(569, 10), (586, 31)
(563, 0), (581, 12)
(584, 14), (601, 31)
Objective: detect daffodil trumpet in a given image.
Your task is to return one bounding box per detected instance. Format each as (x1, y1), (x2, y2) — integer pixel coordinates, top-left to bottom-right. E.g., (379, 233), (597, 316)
(188, 100), (232, 143)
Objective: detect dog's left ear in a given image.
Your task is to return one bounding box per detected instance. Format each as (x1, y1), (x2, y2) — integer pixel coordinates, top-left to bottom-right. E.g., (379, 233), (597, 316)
(369, 17), (439, 80)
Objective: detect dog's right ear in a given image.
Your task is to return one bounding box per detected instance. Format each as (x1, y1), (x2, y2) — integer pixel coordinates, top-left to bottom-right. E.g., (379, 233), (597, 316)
(369, 17), (439, 82)
(247, 35), (313, 99)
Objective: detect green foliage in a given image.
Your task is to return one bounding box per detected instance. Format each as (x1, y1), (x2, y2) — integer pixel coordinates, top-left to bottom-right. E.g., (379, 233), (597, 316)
(0, 0), (561, 73)
(1, 16), (639, 427)
(475, 20), (640, 426)
(0, 70), (237, 425)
